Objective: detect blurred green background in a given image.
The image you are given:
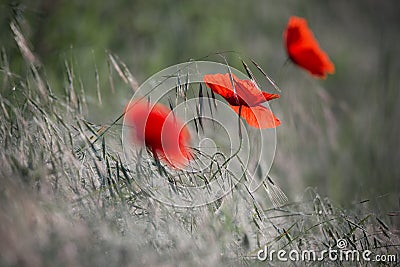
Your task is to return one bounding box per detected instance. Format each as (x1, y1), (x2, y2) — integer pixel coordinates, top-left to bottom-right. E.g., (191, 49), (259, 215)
(1, 0), (399, 208)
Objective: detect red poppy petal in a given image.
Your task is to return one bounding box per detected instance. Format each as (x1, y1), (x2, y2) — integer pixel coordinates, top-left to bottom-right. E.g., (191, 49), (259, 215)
(262, 92), (280, 101)
(235, 79), (267, 105)
(284, 16), (315, 48)
(290, 47), (335, 78)
(204, 73), (277, 106)
(124, 100), (191, 168)
(161, 121), (192, 168)
(204, 73), (237, 102)
(230, 105), (281, 129)
(284, 16), (335, 78)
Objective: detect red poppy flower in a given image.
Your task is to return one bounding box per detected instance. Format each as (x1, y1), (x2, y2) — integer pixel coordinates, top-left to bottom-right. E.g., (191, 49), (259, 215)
(124, 100), (191, 168)
(204, 73), (280, 128)
(284, 16), (335, 78)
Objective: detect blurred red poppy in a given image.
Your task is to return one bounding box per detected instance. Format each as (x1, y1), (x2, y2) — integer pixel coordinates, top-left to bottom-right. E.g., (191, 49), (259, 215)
(284, 16), (335, 78)
(124, 100), (191, 168)
(204, 73), (280, 128)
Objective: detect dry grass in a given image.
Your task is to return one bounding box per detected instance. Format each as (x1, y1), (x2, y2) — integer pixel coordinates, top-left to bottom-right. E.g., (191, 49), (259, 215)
(0, 22), (398, 267)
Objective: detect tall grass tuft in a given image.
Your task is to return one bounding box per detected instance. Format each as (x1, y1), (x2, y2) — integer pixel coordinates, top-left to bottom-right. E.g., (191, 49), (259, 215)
(0, 22), (398, 267)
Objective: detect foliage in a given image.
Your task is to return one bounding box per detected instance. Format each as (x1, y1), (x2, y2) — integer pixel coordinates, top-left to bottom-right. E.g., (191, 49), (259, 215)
(1, 21), (399, 266)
